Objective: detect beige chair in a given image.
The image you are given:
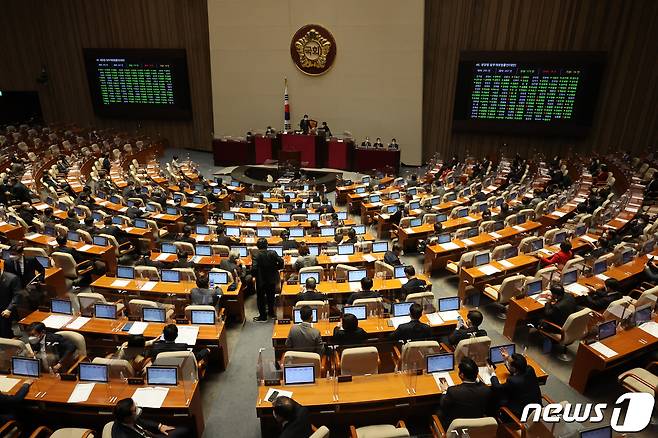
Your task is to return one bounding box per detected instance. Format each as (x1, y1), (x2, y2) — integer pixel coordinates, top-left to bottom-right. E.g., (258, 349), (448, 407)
(350, 421), (409, 438)
(128, 299), (174, 320)
(406, 291), (435, 313)
(618, 362), (658, 395)
(134, 265), (160, 280)
(184, 305), (217, 321)
(601, 296), (635, 322)
(538, 308), (593, 361)
(374, 260), (395, 278)
(395, 340), (442, 372)
(446, 250), (477, 275)
(212, 245), (231, 256)
(29, 427), (95, 438)
(335, 263), (358, 282)
(0, 338), (34, 372)
(282, 351), (322, 378)
(352, 297), (384, 315)
(92, 357), (134, 379)
(299, 265), (324, 280)
(432, 415), (498, 438)
(174, 241), (195, 255)
(631, 285), (658, 308)
(519, 237), (541, 254)
(172, 267), (196, 281)
(339, 346), (379, 376)
(54, 331), (86, 372)
(309, 426), (330, 438)
(454, 336), (491, 366)
(76, 292), (124, 317)
(51, 252), (93, 289)
(491, 243), (513, 261)
(483, 274), (525, 319)
(536, 266), (558, 288)
(561, 255), (584, 274)
(100, 234), (134, 259)
(24, 247), (48, 258)
(152, 351), (199, 381)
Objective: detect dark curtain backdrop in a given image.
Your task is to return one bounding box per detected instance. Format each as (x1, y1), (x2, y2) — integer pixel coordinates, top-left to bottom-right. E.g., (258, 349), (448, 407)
(423, 0), (658, 162)
(0, 0), (213, 150)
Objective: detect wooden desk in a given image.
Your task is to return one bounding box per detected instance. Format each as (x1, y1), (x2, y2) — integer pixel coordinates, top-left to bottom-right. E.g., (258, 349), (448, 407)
(569, 317), (658, 394)
(0, 222), (25, 240)
(459, 254), (539, 301)
(3, 374), (204, 436)
(19, 310), (229, 370)
(256, 357), (548, 437)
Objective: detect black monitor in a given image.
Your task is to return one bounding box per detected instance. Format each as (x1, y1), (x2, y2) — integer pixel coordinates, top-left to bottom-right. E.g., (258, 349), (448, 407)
(597, 320), (616, 341)
(161, 269), (181, 283)
(393, 302), (413, 317)
(94, 303), (117, 320)
(191, 309), (216, 325)
(438, 297), (460, 312)
(283, 364), (316, 385)
(142, 307), (166, 323)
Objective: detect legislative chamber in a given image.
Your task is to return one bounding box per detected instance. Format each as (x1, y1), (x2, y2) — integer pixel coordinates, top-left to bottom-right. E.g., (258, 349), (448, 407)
(0, 1), (656, 438)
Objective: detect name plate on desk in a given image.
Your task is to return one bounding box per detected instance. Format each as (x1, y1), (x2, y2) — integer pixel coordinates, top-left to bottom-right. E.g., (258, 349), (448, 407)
(128, 377), (145, 385)
(175, 318), (189, 325)
(329, 316), (341, 322)
(337, 375), (352, 383)
(264, 379), (281, 386)
(60, 373), (77, 381)
(277, 319), (291, 325)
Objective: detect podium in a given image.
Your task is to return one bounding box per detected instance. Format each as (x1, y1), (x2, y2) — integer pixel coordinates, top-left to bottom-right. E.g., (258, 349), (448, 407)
(326, 138), (353, 170)
(213, 138), (254, 165)
(354, 148), (400, 173)
(280, 133), (321, 167)
(254, 135), (273, 164)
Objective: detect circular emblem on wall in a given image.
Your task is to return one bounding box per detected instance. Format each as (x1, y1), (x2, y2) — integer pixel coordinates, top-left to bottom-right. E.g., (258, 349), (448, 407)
(290, 24), (337, 76)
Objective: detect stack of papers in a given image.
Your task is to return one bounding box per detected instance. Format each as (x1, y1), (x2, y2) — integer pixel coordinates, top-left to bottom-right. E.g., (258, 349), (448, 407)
(440, 242), (459, 251)
(552, 211), (567, 217)
(0, 376), (21, 392)
(66, 317), (91, 330)
(404, 228), (414, 234)
(489, 232), (502, 239)
(478, 366), (494, 385)
(589, 342), (618, 358)
(596, 274), (609, 281)
(478, 264), (501, 276)
(128, 321), (149, 335)
(348, 282), (361, 292)
(426, 312), (444, 326)
(363, 254), (377, 263)
(438, 310), (460, 322)
(141, 281), (158, 291)
(499, 260), (514, 268)
(462, 239), (475, 246)
(580, 235), (597, 243)
(156, 253), (171, 261)
(78, 244), (93, 252)
(331, 255), (350, 264)
(565, 283), (590, 296)
(513, 225), (526, 232)
(175, 325), (199, 345)
(68, 383), (95, 403)
(132, 387), (169, 408)
(465, 216), (476, 222)
(111, 279), (130, 287)
(42, 314), (73, 329)
(390, 316), (412, 328)
(638, 321), (658, 337)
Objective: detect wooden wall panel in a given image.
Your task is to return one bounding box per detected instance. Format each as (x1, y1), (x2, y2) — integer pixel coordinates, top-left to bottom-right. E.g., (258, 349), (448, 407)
(423, 0), (658, 162)
(0, 0), (213, 151)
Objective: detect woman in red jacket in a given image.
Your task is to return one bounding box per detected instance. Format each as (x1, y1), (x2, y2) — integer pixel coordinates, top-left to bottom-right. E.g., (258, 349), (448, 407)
(540, 242), (573, 267)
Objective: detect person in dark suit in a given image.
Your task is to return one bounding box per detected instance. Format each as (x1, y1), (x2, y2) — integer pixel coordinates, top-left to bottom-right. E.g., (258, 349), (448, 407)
(273, 396), (312, 438)
(384, 244), (403, 266)
(148, 324), (209, 362)
(10, 177), (31, 203)
(347, 277), (381, 305)
(53, 234), (82, 262)
(280, 230), (298, 251)
(291, 201), (307, 215)
(28, 322), (76, 373)
(190, 273), (219, 306)
(0, 264), (21, 338)
(99, 216), (126, 243)
(0, 380), (32, 421)
(215, 225), (240, 247)
(176, 226), (196, 246)
(4, 243), (45, 288)
(585, 278), (623, 312)
(391, 303), (431, 342)
(373, 137), (384, 148)
(448, 310), (487, 347)
(111, 397), (187, 438)
(296, 277), (326, 303)
(400, 265), (427, 298)
(361, 137), (372, 147)
(490, 352), (542, 418)
(299, 115), (310, 135)
(333, 313), (368, 346)
(437, 357), (493, 428)
(543, 284), (578, 327)
(252, 238), (284, 321)
(343, 228), (358, 244)
(389, 206), (403, 226)
(137, 250), (163, 270)
(62, 209), (81, 231)
(171, 250), (193, 269)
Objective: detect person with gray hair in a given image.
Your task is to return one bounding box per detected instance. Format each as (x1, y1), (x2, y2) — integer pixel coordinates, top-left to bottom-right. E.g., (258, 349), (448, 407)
(219, 250), (252, 293)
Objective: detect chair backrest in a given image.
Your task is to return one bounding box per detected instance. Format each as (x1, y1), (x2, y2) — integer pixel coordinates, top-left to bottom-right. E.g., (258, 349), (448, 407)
(399, 217), (412, 229)
(446, 417), (498, 438)
(92, 357), (134, 378)
(282, 351), (321, 378)
(184, 305), (216, 321)
(24, 246), (48, 258)
(454, 336), (491, 366)
(153, 351), (198, 381)
(375, 260), (395, 278)
(561, 308), (593, 345)
(299, 266), (324, 279)
(102, 422), (114, 438)
(173, 267), (196, 281)
(352, 297), (384, 315)
(309, 425), (330, 438)
(213, 245), (230, 256)
(497, 274), (526, 304)
(357, 424), (410, 438)
(491, 243), (512, 261)
(210, 267), (234, 284)
(602, 296), (635, 322)
(405, 292), (435, 312)
(134, 265), (160, 280)
(55, 330), (86, 357)
(174, 241), (195, 255)
(0, 338), (34, 372)
(77, 292), (108, 316)
(341, 346), (379, 376)
(562, 256), (584, 273)
(128, 299), (161, 318)
(635, 285), (658, 308)
(458, 250), (477, 269)
(51, 251), (78, 278)
(536, 266), (558, 289)
(400, 340), (441, 371)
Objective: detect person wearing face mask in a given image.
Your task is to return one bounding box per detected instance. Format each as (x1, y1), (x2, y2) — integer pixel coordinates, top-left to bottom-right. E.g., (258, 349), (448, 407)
(28, 322), (76, 373)
(272, 396), (311, 438)
(299, 114), (310, 135)
(4, 243), (45, 288)
(488, 350), (542, 418)
(361, 136), (372, 148)
(373, 137), (384, 148)
(111, 397), (187, 438)
(0, 260), (21, 338)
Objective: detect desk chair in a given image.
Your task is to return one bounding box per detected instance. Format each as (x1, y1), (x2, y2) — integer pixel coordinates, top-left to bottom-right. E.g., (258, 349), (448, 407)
(431, 415), (497, 438)
(100, 234), (135, 262)
(375, 260), (395, 278)
(618, 362), (658, 395)
(350, 420), (409, 438)
(0, 420), (20, 438)
(491, 244), (512, 261)
(405, 292), (435, 313)
(393, 340), (443, 372)
(483, 274), (525, 319)
(479, 220), (495, 233)
(51, 252), (94, 289)
(423, 213), (439, 225)
(534, 200), (547, 217)
(76, 292), (125, 317)
(560, 256), (584, 275)
(212, 245), (230, 256)
(310, 426), (330, 438)
(54, 331), (87, 373)
(337, 346), (380, 376)
(282, 351), (323, 377)
(538, 307), (593, 361)
(630, 284), (658, 308)
(299, 266), (324, 280)
(446, 250), (477, 276)
(210, 268), (234, 284)
(184, 305), (218, 321)
(128, 299), (174, 320)
(174, 241), (195, 255)
(134, 265), (160, 280)
(173, 267), (196, 281)
(92, 357), (134, 378)
(335, 263), (358, 281)
(453, 336), (491, 366)
(24, 246), (48, 258)
(352, 298), (385, 315)
(535, 265), (558, 289)
(153, 351), (201, 381)
(498, 395), (580, 438)
(601, 296), (635, 322)
(144, 219), (168, 239)
(0, 338), (34, 372)
(28, 427), (95, 438)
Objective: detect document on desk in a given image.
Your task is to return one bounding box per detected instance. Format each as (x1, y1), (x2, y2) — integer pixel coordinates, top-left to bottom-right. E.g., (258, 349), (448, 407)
(498, 260), (514, 269)
(461, 239), (475, 246)
(574, 197), (586, 203)
(390, 316), (412, 328)
(464, 216), (476, 222)
(111, 279), (130, 288)
(42, 314), (73, 329)
(478, 366), (494, 385)
(552, 211), (567, 217)
(129, 321), (149, 335)
(439, 242), (460, 251)
(66, 316), (91, 330)
(589, 342), (618, 358)
(264, 388), (293, 403)
(175, 325), (199, 346)
(432, 372), (454, 393)
(141, 281), (157, 291)
(67, 382), (95, 403)
(596, 274), (609, 281)
(513, 225), (526, 232)
(24, 233), (40, 240)
(132, 387), (169, 408)
(185, 203), (199, 208)
(156, 253), (171, 261)
(489, 232), (502, 239)
(638, 321), (658, 338)
(404, 228), (414, 234)
(332, 255), (350, 264)
(349, 282), (361, 292)
(478, 264), (501, 276)
(0, 376), (21, 392)
(580, 235), (597, 243)
(565, 283), (590, 296)
(426, 312), (444, 326)
(438, 310), (460, 322)
(363, 254), (377, 263)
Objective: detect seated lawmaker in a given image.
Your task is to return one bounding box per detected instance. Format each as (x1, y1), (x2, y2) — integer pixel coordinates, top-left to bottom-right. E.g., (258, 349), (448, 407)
(272, 396), (312, 438)
(296, 277), (326, 303)
(280, 230), (298, 250)
(148, 324), (210, 362)
(0, 380), (32, 421)
(542, 284), (578, 327)
(437, 357), (493, 428)
(293, 244), (317, 271)
(28, 322), (76, 373)
(347, 277), (381, 305)
(448, 310), (487, 347)
(540, 242), (573, 267)
(489, 351), (542, 418)
(585, 278), (623, 312)
(390, 303), (431, 342)
(112, 397), (188, 438)
(384, 244), (403, 266)
(190, 273), (219, 306)
(285, 305), (323, 354)
(333, 313), (368, 346)
(400, 265), (427, 297)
